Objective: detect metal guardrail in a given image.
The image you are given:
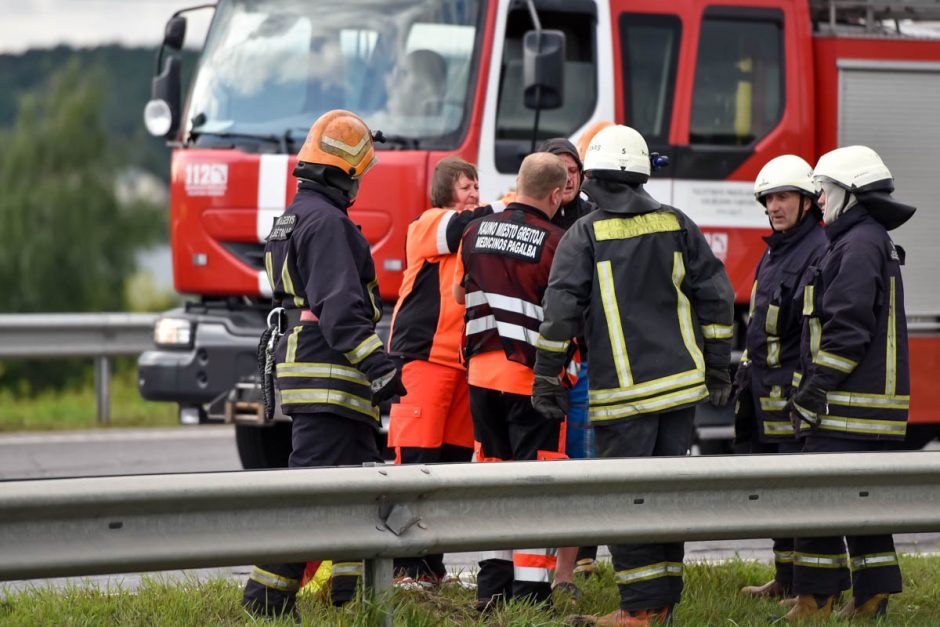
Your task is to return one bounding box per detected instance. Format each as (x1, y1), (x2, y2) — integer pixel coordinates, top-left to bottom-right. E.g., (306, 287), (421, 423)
(2, 452), (939, 586)
(0, 313), (157, 424)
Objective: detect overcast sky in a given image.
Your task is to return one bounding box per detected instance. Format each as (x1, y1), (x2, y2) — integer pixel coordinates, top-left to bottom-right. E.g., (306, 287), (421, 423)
(0, 0), (212, 54)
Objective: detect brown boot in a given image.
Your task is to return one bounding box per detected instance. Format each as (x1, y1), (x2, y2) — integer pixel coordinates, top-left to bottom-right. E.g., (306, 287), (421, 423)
(741, 579), (788, 598)
(778, 596), (799, 608)
(782, 594), (834, 622)
(836, 593), (889, 620)
(592, 607), (673, 626)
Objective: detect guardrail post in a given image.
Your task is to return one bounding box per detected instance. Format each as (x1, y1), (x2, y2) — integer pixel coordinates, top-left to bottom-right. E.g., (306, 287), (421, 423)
(94, 356), (110, 425)
(362, 557), (394, 627)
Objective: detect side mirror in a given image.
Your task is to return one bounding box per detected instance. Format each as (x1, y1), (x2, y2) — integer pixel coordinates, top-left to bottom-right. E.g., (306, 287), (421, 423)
(164, 15), (187, 50)
(144, 56), (182, 138)
(522, 29), (565, 110)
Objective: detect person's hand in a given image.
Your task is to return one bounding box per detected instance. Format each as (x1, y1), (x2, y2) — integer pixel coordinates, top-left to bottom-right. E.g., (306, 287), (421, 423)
(532, 374), (568, 421)
(370, 368), (407, 406)
(786, 384), (827, 429)
(705, 364), (732, 407)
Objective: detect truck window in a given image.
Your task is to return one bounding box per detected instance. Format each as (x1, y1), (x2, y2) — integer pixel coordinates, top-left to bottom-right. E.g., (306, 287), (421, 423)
(690, 9), (783, 146)
(494, 4), (597, 173)
(618, 13), (681, 142)
(185, 0), (483, 151)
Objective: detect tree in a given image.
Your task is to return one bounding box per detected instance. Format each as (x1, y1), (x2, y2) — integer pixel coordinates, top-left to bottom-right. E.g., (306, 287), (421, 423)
(0, 60), (164, 391)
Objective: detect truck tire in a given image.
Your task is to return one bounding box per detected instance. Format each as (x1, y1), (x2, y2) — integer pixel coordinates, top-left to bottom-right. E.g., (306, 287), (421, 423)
(235, 423), (293, 469)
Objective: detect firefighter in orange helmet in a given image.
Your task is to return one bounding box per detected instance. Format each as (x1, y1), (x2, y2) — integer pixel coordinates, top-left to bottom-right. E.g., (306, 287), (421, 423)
(385, 156), (496, 586)
(242, 110), (405, 621)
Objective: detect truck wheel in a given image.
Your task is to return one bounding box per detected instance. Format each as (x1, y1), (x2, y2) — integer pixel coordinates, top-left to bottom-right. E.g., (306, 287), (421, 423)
(235, 423), (293, 469)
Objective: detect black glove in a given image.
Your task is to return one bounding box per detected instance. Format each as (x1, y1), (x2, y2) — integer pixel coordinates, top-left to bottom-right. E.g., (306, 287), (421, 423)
(705, 364), (732, 407)
(732, 361), (752, 393)
(370, 368), (407, 406)
(531, 374), (568, 421)
(787, 383), (827, 429)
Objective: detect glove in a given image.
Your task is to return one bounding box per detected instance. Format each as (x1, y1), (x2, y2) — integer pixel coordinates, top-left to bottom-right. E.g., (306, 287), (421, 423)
(787, 384), (828, 430)
(370, 368), (407, 406)
(732, 360), (752, 393)
(531, 374), (568, 421)
(705, 364), (732, 407)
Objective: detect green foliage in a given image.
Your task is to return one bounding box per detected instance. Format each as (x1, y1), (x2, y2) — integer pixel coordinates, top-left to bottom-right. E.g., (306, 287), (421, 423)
(2, 557), (940, 625)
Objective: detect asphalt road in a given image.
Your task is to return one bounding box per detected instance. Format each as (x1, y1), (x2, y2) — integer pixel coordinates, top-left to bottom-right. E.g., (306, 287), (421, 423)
(1, 426), (938, 594)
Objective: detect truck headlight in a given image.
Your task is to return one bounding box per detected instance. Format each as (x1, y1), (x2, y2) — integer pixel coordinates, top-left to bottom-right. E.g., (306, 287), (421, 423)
(154, 317), (194, 348)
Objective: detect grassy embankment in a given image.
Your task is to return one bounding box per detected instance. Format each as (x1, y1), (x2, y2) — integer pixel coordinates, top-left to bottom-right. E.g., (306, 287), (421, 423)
(3, 557), (940, 626)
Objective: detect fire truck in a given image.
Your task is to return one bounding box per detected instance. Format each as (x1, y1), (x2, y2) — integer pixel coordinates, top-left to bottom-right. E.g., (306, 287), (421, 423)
(140, 0), (940, 467)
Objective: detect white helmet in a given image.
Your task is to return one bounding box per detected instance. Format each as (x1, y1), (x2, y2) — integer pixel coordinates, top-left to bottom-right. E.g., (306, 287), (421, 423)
(583, 125), (651, 181)
(753, 155), (816, 206)
(813, 145), (892, 192)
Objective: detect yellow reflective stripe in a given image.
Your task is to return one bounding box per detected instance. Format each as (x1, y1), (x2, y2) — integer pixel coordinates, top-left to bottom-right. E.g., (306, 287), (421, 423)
(597, 261), (632, 387)
(765, 304), (780, 335)
(250, 567), (300, 592)
(740, 349), (749, 364)
(748, 280), (758, 319)
(759, 397), (788, 411)
(809, 318), (821, 363)
(534, 334), (570, 353)
(763, 420), (795, 436)
(280, 388), (379, 419)
(851, 552), (898, 570)
(331, 562), (364, 577)
(366, 278), (381, 323)
(672, 252), (705, 371)
(276, 362), (369, 386)
(793, 552), (848, 569)
(280, 252), (305, 308)
(344, 334), (383, 365)
(826, 390), (910, 410)
(817, 415), (907, 437)
(802, 285), (814, 316)
(264, 251), (275, 293)
(589, 369), (704, 404)
(589, 385), (708, 422)
(774, 550), (794, 564)
(593, 212), (680, 241)
(615, 561), (683, 584)
(286, 325), (301, 363)
(886, 276), (897, 396)
(702, 324), (733, 339)
(814, 350), (858, 374)
(792, 371), (803, 387)
(766, 336), (781, 368)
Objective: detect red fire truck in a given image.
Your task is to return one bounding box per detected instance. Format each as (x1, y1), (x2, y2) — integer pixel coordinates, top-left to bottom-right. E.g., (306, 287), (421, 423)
(140, 0), (940, 467)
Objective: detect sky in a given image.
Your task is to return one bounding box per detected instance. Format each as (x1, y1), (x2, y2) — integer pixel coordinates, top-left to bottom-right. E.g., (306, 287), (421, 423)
(0, 0), (212, 54)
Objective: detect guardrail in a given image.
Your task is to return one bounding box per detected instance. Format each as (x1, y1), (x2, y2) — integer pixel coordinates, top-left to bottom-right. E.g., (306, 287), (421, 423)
(2, 451), (939, 619)
(0, 313), (157, 424)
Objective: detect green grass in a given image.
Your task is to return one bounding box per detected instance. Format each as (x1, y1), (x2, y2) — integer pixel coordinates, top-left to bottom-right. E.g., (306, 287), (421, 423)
(2, 556), (939, 625)
(0, 367), (177, 432)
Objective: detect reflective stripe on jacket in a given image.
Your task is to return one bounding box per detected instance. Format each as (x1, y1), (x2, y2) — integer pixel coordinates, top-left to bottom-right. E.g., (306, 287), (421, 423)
(263, 183), (393, 425)
(744, 217), (828, 441)
(795, 208), (909, 440)
(459, 202), (564, 369)
(534, 182), (734, 425)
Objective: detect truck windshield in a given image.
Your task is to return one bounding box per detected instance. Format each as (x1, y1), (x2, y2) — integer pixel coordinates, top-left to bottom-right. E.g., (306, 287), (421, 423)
(186, 0), (483, 151)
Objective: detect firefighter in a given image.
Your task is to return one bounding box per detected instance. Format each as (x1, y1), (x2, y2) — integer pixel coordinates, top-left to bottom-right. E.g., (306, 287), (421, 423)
(532, 125), (735, 626)
(241, 109), (406, 620)
(386, 156), (494, 585)
(784, 145), (915, 622)
(736, 155), (828, 600)
(453, 152), (570, 611)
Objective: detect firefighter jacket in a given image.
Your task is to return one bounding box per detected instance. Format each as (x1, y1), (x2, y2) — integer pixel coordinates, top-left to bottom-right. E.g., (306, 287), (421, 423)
(388, 204), (495, 369)
(459, 202), (565, 369)
(742, 216), (827, 441)
(263, 181), (395, 427)
(533, 179), (735, 425)
(793, 207), (909, 440)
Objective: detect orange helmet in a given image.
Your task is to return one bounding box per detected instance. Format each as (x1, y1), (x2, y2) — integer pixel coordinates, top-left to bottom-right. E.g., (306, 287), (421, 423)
(576, 120), (615, 162)
(297, 109), (378, 179)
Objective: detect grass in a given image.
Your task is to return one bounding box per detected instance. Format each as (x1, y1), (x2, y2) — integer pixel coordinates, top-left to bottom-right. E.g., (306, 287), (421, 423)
(0, 367), (177, 432)
(2, 556), (940, 626)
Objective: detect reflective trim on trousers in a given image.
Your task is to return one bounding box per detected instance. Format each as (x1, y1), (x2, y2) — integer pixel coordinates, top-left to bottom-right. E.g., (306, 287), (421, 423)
(851, 552), (899, 570)
(793, 552), (848, 569)
(763, 420), (795, 436)
(249, 566), (300, 592)
(331, 561), (364, 577)
(775, 550), (794, 564)
(615, 561), (683, 585)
